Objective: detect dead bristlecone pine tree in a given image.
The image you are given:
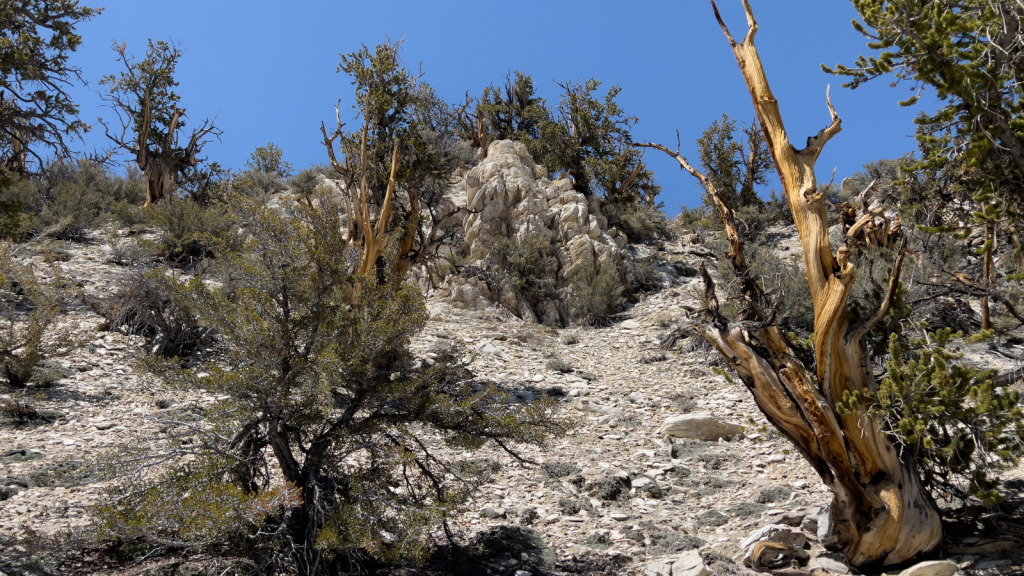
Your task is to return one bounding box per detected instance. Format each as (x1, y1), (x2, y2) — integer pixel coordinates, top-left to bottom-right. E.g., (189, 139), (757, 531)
(648, 0), (942, 567)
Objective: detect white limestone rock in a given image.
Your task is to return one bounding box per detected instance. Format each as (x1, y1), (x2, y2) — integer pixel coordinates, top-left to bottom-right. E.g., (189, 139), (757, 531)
(659, 412), (743, 441)
(672, 550), (713, 576)
(897, 560), (960, 576)
(440, 140), (626, 325)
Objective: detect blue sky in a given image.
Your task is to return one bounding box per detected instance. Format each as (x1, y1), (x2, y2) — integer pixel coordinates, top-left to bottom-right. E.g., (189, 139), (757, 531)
(63, 0), (931, 214)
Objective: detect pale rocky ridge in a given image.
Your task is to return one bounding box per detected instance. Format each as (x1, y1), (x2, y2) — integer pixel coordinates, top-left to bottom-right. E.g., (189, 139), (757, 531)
(434, 139), (629, 326)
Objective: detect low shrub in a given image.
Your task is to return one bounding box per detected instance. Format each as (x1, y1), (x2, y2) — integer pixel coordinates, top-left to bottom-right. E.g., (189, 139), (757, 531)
(540, 460), (581, 479)
(104, 228), (159, 267)
(31, 160), (146, 238)
(107, 269), (212, 358)
(0, 245), (69, 387)
(544, 356), (574, 373)
(567, 268), (624, 325)
(606, 204), (672, 244)
(584, 474), (630, 501)
(694, 510), (729, 529)
(625, 257), (663, 296)
(579, 531), (612, 550)
(715, 240), (814, 337)
(488, 234), (555, 304)
(145, 195), (239, 266)
(756, 486), (793, 504)
(726, 502), (767, 518)
(0, 392), (39, 423)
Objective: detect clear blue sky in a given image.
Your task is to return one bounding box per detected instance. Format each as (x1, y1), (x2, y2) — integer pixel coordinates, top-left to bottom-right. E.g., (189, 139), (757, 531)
(64, 0), (931, 214)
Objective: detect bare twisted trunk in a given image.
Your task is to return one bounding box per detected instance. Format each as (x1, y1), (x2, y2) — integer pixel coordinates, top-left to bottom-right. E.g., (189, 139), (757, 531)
(653, 1), (943, 566)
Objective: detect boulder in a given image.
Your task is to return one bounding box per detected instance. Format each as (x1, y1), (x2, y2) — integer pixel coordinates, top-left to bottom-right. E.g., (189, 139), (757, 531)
(815, 505), (839, 548)
(672, 550), (713, 576)
(644, 560), (673, 576)
(897, 560), (959, 576)
(808, 552), (850, 574)
(660, 412), (743, 441)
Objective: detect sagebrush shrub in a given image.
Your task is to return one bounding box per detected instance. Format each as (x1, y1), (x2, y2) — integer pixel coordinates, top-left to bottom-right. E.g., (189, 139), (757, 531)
(145, 195), (239, 265)
(0, 244), (69, 387)
(37, 160), (146, 233)
(606, 204), (671, 244)
(625, 257), (662, 296)
(0, 161), (147, 242)
(488, 234), (555, 303)
(567, 268), (624, 325)
(108, 269), (212, 358)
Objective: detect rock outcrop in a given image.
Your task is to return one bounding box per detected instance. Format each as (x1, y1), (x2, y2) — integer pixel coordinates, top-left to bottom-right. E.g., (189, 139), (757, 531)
(436, 140), (628, 325)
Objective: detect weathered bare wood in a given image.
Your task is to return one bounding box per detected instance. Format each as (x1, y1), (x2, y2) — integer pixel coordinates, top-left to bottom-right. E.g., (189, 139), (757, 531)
(655, 1), (944, 566)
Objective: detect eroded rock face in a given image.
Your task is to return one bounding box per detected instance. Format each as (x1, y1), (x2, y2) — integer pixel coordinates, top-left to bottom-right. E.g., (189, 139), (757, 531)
(437, 140), (627, 325)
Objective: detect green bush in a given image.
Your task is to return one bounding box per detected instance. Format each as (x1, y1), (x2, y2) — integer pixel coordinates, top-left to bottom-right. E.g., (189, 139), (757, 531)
(0, 161), (147, 241)
(488, 235), (555, 304)
(0, 244), (69, 387)
(675, 204), (716, 233)
(106, 269), (212, 358)
(288, 165), (330, 204)
(38, 160), (146, 233)
(93, 195), (567, 571)
(567, 268), (624, 325)
(840, 329), (1024, 508)
(145, 195), (239, 266)
(625, 257), (663, 296)
(714, 241), (814, 336)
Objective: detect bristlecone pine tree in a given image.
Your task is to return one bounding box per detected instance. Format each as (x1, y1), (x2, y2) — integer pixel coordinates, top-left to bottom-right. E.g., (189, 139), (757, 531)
(101, 40), (220, 206)
(648, 1), (942, 566)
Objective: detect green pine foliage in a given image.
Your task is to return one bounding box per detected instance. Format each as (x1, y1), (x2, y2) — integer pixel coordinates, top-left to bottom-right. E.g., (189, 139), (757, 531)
(678, 114), (786, 237)
(832, 1), (1024, 224)
(94, 194), (568, 571)
(232, 143), (292, 197)
(478, 72), (660, 212)
(839, 329), (1024, 507)
(325, 41), (472, 272)
(0, 0), (101, 162)
(480, 71), (550, 149)
(697, 115), (769, 211)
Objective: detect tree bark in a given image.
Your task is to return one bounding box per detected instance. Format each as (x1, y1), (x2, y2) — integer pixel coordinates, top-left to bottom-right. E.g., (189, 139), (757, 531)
(666, 1), (944, 566)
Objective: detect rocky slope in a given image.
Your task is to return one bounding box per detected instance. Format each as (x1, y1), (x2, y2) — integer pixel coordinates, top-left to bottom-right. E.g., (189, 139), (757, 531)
(0, 228), (1021, 576)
